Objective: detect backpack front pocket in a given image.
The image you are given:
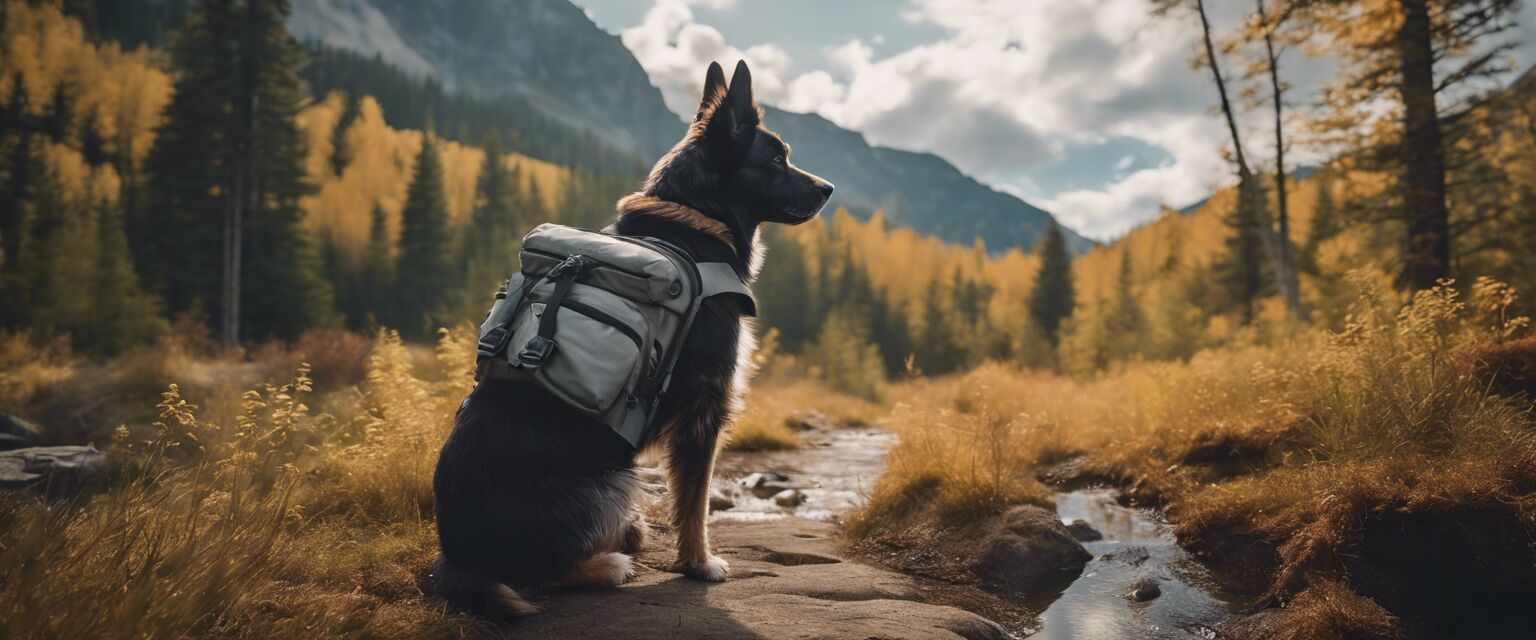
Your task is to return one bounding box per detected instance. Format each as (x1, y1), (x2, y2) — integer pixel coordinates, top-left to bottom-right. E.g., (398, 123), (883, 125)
(507, 289), (650, 417)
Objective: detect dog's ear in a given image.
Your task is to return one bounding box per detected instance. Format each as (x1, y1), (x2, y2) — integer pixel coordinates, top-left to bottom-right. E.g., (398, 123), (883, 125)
(702, 60), (760, 170)
(694, 61), (728, 123)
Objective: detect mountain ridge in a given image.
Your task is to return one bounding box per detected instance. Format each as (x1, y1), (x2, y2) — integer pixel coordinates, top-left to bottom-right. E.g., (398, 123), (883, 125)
(283, 0), (1093, 252)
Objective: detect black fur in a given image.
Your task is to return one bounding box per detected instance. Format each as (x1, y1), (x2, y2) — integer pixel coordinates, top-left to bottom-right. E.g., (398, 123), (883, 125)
(432, 60), (832, 614)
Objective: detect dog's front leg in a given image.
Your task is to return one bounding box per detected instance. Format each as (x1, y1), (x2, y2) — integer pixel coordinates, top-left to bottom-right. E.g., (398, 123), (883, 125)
(665, 402), (729, 581)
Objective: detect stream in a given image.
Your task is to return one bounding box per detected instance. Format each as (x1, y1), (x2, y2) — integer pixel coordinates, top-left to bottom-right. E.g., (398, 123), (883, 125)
(712, 422), (1238, 638)
(1033, 489), (1236, 639)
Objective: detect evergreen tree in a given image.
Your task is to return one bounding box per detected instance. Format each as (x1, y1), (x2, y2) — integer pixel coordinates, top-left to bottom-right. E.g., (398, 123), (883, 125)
(141, 0), (331, 342)
(1108, 251), (1143, 359)
(917, 282), (962, 375)
(393, 136), (453, 337)
(1215, 195), (1267, 321)
(755, 229), (814, 350)
(1292, 0), (1520, 290)
(357, 204), (393, 327)
(459, 135), (522, 316)
(1302, 176), (1338, 274)
(87, 196), (165, 354)
(1028, 222), (1074, 344)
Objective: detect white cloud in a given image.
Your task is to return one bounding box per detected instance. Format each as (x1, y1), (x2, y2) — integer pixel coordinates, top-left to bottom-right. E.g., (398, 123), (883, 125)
(617, 0), (1529, 240)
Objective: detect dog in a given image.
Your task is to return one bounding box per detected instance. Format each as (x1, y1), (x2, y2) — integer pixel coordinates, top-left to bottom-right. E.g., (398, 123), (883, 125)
(432, 59), (834, 617)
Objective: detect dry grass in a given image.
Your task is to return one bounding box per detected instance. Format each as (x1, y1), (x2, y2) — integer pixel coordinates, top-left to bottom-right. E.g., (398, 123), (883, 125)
(0, 323), (884, 639)
(728, 379), (885, 451)
(850, 276), (1536, 637)
(0, 327), (489, 639)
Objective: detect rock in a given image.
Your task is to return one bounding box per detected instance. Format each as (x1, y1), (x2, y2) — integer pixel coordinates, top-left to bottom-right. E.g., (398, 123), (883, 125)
(509, 518), (1008, 640)
(1125, 576), (1161, 602)
(0, 445), (106, 495)
(1065, 519), (1103, 542)
(740, 471), (789, 489)
(709, 490), (735, 513)
(772, 489), (806, 508)
(785, 410), (834, 431)
(750, 480), (808, 499)
(0, 413), (41, 451)
(1101, 546), (1151, 567)
(970, 505), (1092, 593)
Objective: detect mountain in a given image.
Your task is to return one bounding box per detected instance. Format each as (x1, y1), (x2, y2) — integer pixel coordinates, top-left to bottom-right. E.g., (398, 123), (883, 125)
(764, 107), (1093, 253)
(288, 0), (685, 159)
(280, 0), (1093, 252)
(126, 0), (1086, 252)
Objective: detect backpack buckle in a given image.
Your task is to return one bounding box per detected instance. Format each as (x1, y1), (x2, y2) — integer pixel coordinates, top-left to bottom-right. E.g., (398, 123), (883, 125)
(548, 255), (589, 279)
(517, 336), (557, 367)
(477, 326), (511, 356)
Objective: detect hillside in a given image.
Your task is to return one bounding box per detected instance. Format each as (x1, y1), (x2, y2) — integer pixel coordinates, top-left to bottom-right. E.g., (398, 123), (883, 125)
(280, 0), (1091, 253)
(288, 0), (683, 160)
(765, 107), (1094, 253)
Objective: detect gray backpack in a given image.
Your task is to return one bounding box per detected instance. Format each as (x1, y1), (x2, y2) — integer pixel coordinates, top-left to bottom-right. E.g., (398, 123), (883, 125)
(474, 223), (755, 447)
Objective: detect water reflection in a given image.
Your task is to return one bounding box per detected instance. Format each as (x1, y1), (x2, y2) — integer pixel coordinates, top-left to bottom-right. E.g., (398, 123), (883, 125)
(1032, 489), (1236, 639)
(713, 427), (895, 522)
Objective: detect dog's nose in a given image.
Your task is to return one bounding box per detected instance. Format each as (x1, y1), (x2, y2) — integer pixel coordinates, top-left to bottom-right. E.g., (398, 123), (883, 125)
(818, 181), (835, 197)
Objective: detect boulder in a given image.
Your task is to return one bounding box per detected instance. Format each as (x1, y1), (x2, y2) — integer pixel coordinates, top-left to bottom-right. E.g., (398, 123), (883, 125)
(740, 471), (789, 489)
(772, 489), (806, 508)
(0, 413), (41, 451)
(1065, 519), (1103, 542)
(785, 410), (835, 431)
(0, 445), (106, 495)
(709, 490), (735, 513)
(1125, 576), (1162, 602)
(970, 505), (1091, 593)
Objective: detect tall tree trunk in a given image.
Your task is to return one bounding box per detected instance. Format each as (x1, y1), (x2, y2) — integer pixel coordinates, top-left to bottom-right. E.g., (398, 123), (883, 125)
(1195, 0), (1299, 316)
(1396, 0), (1451, 290)
(1258, 0), (1303, 315)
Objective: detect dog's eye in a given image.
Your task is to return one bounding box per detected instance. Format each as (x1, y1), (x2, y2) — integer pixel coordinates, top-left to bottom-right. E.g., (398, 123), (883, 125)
(772, 155), (785, 165)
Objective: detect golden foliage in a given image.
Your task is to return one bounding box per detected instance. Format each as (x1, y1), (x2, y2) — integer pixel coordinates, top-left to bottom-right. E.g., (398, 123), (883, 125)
(0, 328), (490, 639)
(0, 1), (171, 164)
(298, 92), (572, 257)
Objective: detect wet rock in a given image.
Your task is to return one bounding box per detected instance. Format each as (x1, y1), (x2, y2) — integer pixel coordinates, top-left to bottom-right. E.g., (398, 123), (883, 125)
(740, 471), (789, 489)
(751, 480), (808, 499)
(1125, 577), (1161, 602)
(772, 489), (806, 508)
(1065, 519), (1103, 542)
(1101, 546), (1151, 567)
(0, 445), (106, 495)
(971, 506), (1092, 593)
(709, 490), (735, 513)
(785, 411), (834, 431)
(0, 413), (41, 451)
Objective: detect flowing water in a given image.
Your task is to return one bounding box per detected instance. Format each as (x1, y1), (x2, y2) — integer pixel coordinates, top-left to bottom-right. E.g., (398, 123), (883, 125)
(713, 425), (895, 522)
(711, 425), (1238, 638)
(1030, 489), (1237, 639)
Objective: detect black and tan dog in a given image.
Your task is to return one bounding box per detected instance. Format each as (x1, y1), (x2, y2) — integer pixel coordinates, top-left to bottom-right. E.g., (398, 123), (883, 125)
(432, 60), (833, 616)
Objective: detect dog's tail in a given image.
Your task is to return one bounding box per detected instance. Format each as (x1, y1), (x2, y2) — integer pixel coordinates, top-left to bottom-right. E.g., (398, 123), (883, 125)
(434, 556), (538, 617)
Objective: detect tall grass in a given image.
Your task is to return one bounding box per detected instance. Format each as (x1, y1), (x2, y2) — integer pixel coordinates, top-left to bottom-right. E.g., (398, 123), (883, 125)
(850, 276), (1536, 634)
(0, 328), (486, 639)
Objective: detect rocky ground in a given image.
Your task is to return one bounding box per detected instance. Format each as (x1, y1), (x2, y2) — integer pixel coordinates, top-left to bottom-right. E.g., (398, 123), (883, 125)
(507, 518), (1009, 640)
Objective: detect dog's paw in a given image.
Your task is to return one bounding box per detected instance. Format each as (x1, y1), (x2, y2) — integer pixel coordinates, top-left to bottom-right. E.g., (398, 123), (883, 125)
(602, 552), (637, 585)
(679, 554), (730, 582)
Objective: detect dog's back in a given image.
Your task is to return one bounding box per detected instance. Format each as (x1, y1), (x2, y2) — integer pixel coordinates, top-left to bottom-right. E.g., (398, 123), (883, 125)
(432, 379), (639, 613)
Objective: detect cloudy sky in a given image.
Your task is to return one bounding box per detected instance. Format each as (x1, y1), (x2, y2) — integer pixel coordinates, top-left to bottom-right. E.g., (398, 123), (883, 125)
(571, 0), (1536, 241)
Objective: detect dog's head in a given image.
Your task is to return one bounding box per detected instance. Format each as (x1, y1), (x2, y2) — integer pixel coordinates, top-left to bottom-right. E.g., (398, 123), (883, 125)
(645, 60), (834, 227)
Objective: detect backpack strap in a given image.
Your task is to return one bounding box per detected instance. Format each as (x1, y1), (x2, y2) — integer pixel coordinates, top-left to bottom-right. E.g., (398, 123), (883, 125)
(696, 261), (756, 317)
(514, 255), (590, 369)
